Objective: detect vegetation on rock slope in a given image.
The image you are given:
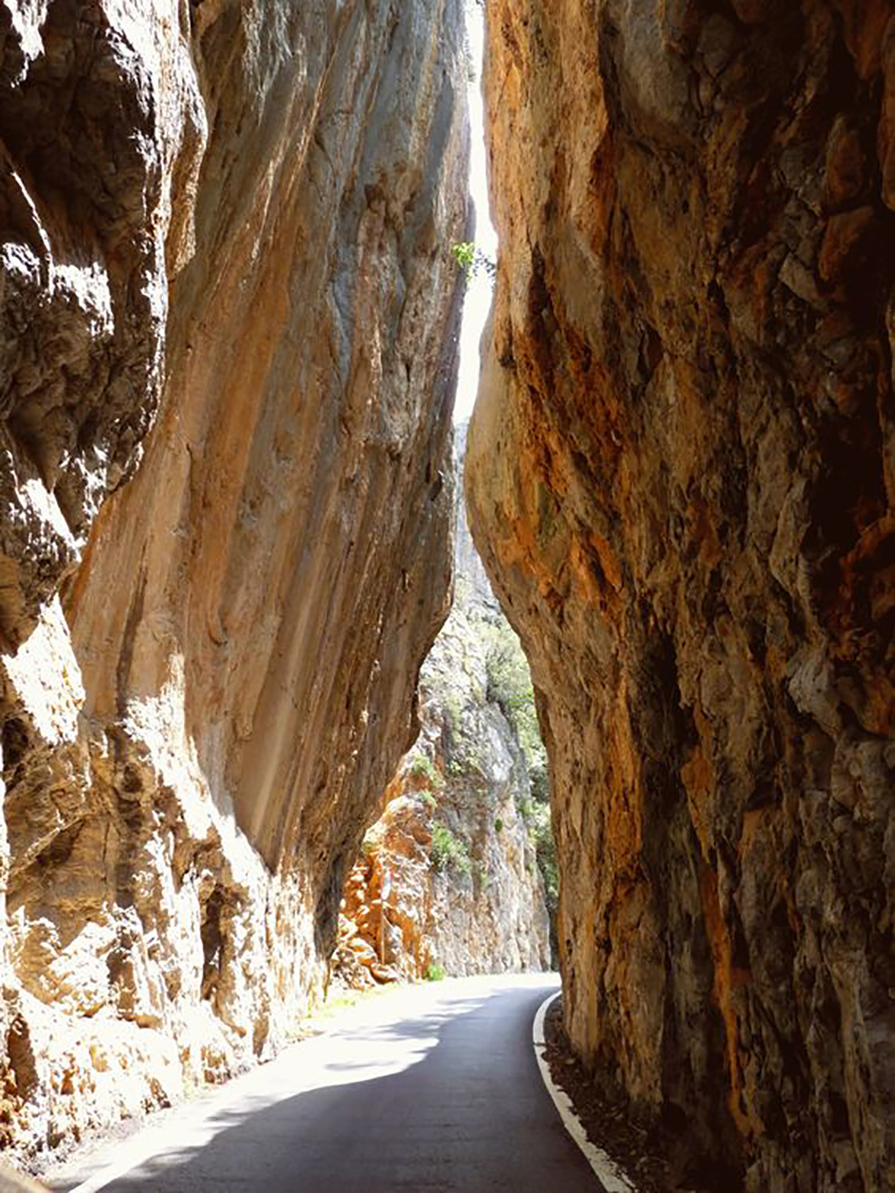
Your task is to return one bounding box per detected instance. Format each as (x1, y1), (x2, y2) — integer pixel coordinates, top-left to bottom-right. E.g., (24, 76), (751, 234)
(332, 576), (552, 987)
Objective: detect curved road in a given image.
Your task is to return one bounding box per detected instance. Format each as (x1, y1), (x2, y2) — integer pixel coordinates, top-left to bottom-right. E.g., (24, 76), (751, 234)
(49, 976), (600, 1193)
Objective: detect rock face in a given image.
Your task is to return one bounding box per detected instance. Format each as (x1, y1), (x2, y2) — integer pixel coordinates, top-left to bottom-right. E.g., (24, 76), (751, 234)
(467, 3), (894, 1191)
(0, 0), (205, 649)
(333, 435), (550, 987)
(0, 0), (468, 1161)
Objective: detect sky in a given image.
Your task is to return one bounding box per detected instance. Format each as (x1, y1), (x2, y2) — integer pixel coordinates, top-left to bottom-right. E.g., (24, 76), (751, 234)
(454, 2), (498, 425)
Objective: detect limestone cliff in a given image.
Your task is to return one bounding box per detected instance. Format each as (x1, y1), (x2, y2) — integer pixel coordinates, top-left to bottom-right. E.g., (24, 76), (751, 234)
(467, 3), (894, 1191)
(0, 0), (468, 1161)
(333, 432), (550, 987)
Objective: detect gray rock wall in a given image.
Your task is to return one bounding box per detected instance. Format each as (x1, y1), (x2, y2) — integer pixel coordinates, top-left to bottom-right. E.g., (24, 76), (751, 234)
(0, 0), (206, 647)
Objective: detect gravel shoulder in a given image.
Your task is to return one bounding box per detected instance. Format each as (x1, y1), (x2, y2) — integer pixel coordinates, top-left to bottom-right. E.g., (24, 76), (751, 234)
(542, 995), (744, 1193)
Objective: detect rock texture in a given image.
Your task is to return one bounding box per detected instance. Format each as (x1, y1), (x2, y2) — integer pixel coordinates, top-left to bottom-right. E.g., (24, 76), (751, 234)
(0, 0), (205, 648)
(333, 434), (550, 987)
(467, 3), (894, 1191)
(0, 0), (468, 1163)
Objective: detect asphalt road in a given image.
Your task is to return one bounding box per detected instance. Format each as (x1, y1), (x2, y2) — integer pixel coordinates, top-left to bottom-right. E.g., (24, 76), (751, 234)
(51, 975), (600, 1193)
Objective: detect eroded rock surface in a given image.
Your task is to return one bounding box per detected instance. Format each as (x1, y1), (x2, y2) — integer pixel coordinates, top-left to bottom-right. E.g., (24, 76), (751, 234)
(467, 3), (894, 1191)
(0, 0), (206, 648)
(0, 0), (468, 1161)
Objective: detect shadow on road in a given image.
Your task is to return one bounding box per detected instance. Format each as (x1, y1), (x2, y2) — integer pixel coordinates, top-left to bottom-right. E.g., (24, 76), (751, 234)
(89, 980), (596, 1193)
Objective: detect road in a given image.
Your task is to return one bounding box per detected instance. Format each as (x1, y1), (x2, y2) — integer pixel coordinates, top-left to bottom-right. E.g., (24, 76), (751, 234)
(48, 975), (600, 1193)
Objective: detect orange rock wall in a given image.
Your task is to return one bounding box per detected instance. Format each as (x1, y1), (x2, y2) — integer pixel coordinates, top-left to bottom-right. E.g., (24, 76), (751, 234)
(467, 3), (894, 1190)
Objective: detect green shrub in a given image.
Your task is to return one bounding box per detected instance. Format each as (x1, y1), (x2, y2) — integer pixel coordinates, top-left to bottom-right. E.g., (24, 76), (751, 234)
(450, 240), (496, 283)
(529, 801), (559, 919)
(529, 758), (550, 802)
(472, 860), (491, 897)
(443, 694), (464, 734)
(484, 625), (548, 783)
(425, 962), (446, 982)
(407, 752), (443, 788)
(430, 824), (472, 876)
(451, 240), (476, 275)
(494, 818), (504, 834)
(420, 791), (437, 810)
(479, 612), (560, 961)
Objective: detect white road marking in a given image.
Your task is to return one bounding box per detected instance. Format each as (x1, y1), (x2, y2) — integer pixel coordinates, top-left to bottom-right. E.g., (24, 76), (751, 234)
(532, 992), (638, 1193)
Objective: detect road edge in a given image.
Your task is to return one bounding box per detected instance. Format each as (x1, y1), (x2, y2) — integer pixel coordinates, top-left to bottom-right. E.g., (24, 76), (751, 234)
(532, 992), (638, 1193)
(54, 977), (543, 1193)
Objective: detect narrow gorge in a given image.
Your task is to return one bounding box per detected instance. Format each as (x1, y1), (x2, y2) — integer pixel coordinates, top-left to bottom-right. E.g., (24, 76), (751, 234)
(333, 427), (551, 991)
(0, 1), (893, 1192)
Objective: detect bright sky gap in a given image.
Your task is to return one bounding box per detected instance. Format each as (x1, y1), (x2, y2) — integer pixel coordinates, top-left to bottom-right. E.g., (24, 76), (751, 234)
(455, 1), (498, 425)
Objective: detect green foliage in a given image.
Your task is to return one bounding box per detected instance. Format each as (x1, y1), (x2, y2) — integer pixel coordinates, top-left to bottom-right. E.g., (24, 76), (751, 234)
(494, 817), (504, 834)
(360, 834), (375, 859)
(451, 240), (496, 283)
(481, 615), (559, 952)
(407, 752), (443, 789)
(451, 240), (476, 276)
(443, 693), (464, 735)
(430, 824), (472, 876)
(528, 758), (550, 803)
(484, 627), (528, 713)
(472, 860), (490, 896)
(420, 791), (437, 811)
(425, 962), (446, 982)
(483, 623), (549, 788)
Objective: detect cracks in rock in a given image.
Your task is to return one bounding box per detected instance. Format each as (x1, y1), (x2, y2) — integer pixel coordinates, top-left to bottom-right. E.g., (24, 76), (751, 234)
(5, 1016), (37, 1103)
(0, 715), (29, 785)
(114, 559), (147, 719)
(199, 883), (227, 1003)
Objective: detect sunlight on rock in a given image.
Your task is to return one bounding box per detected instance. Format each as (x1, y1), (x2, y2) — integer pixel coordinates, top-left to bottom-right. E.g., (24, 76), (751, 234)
(0, 1), (890, 1189)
